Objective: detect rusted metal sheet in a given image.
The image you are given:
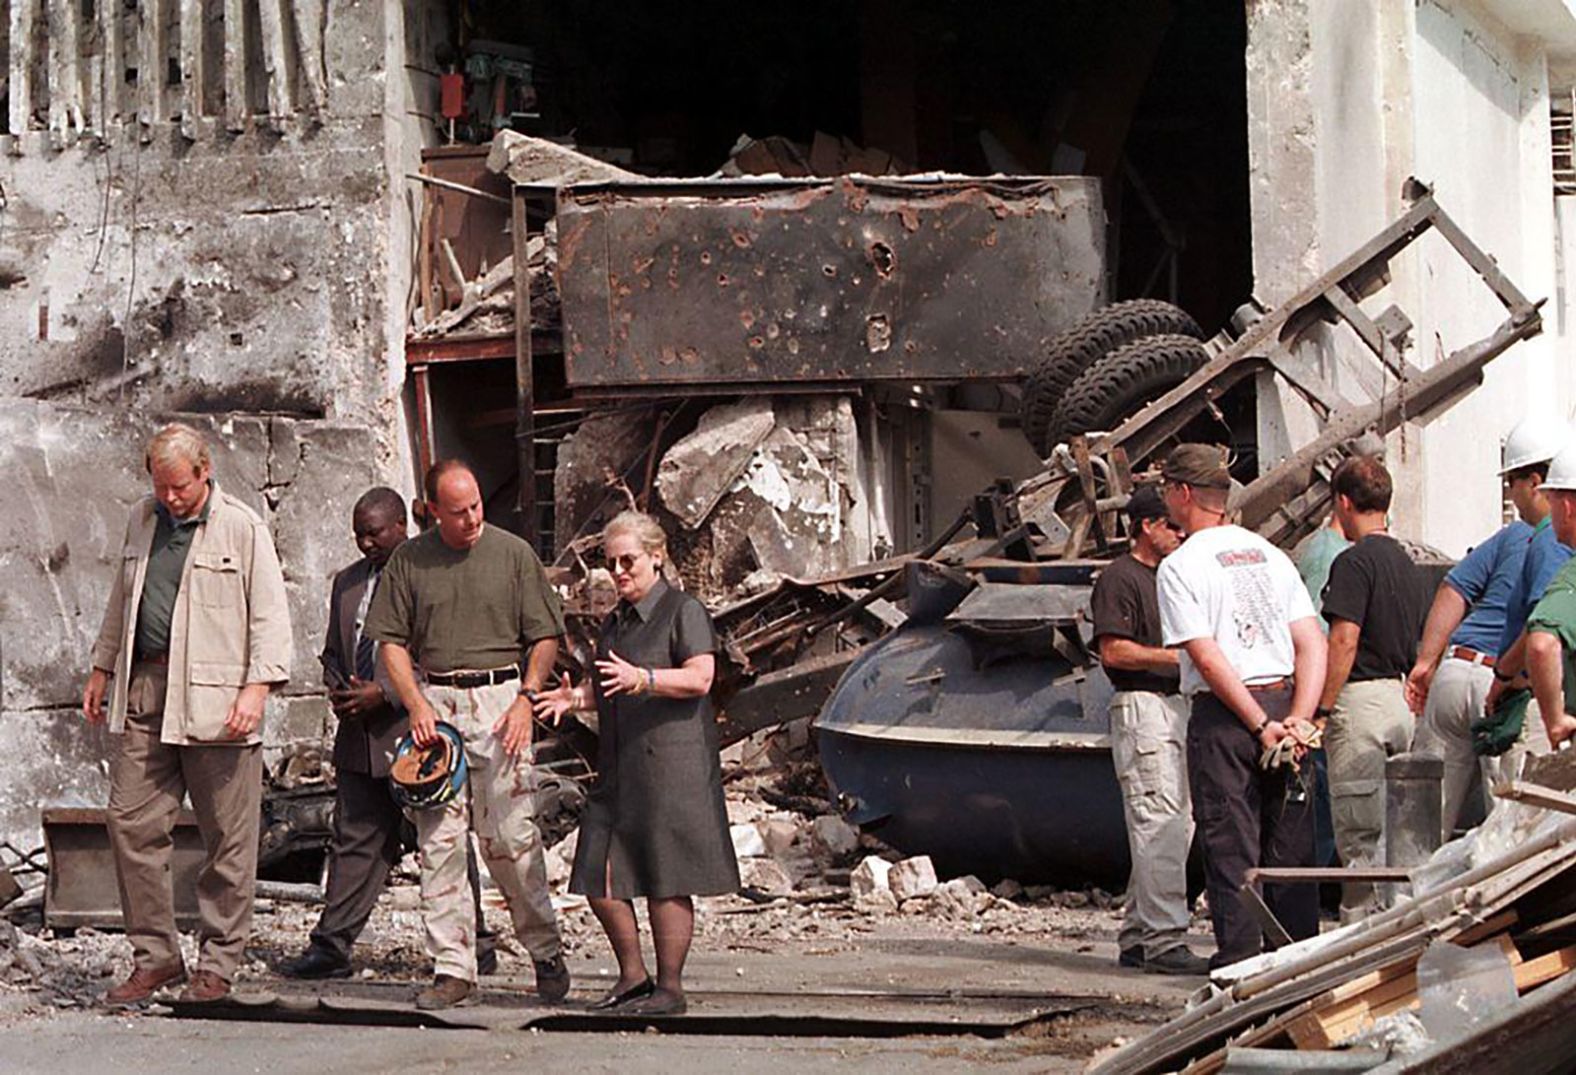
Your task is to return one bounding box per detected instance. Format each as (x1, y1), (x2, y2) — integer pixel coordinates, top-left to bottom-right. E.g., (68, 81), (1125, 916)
(555, 176), (1105, 389)
(43, 806), (206, 931)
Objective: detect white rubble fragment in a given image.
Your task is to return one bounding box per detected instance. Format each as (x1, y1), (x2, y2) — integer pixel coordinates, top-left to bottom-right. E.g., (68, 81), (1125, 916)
(739, 857), (795, 896)
(854, 887), (899, 917)
(730, 823), (768, 858)
(809, 816), (859, 859)
(850, 855), (894, 899)
(756, 817), (801, 857)
(888, 856), (939, 902)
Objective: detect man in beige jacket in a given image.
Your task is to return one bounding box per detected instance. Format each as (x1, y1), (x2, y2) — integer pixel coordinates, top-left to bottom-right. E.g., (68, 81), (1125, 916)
(81, 423), (292, 1005)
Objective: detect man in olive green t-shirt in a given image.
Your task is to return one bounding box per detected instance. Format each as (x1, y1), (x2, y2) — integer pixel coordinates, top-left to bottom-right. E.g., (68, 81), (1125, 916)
(364, 459), (568, 1011)
(1525, 448), (1576, 749)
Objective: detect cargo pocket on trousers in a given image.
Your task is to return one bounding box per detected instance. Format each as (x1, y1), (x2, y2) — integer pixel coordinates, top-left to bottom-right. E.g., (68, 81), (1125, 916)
(186, 661), (246, 740)
(1329, 778), (1383, 852)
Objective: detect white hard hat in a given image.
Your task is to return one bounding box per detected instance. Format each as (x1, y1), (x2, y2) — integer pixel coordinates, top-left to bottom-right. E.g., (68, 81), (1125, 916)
(1544, 443), (1576, 491)
(1499, 415), (1572, 475)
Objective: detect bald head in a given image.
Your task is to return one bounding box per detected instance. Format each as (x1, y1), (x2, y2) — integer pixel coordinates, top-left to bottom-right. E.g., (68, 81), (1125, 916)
(426, 459), (484, 550)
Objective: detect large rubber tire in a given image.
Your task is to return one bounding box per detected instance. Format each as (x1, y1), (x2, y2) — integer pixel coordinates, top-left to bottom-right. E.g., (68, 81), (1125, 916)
(1044, 334), (1210, 449)
(1021, 299), (1202, 455)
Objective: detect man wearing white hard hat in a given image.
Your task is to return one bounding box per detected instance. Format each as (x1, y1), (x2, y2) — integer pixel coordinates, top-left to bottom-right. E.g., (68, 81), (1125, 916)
(1482, 416), (1572, 783)
(1408, 416), (1566, 830)
(1523, 443), (1576, 749)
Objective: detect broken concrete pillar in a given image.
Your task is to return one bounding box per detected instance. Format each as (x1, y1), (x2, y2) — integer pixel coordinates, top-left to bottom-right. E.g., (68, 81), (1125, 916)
(656, 398), (775, 529)
(888, 855), (939, 902)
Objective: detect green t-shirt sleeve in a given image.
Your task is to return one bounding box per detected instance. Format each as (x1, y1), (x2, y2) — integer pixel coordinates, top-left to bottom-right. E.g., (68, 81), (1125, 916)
(517, 545), (566, 644)
(364, 552), (413, 647)
(1526, 569), (1576, 650)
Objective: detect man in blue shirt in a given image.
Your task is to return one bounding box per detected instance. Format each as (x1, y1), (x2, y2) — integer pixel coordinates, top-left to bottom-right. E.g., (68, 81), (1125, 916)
(1408, 416), (1569, 831)
(1406, 519), (1532, 832)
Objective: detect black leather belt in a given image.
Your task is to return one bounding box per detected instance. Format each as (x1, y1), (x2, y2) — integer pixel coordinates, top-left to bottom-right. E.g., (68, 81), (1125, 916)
(426, 667), (519, 688)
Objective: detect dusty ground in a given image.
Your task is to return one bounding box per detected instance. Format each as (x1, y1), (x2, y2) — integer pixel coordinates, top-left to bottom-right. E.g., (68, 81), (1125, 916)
(0, 877), (1207, 1074)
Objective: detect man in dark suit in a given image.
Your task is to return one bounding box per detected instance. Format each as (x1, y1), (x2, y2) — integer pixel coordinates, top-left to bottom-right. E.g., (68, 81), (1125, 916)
(279, 487), (496, 979)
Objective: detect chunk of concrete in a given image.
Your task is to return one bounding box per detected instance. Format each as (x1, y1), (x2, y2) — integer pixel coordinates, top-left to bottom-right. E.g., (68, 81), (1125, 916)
(739, 856), (794, 897)
(730, 823), (768, 859)
(888, 855), (938, 902)
(657, 398), (776, 529)
(850, 855), (893, 900)
(853, 887), (899, 917)
(486, 131), (640, 187)
(809, 815), (860, 860)
(756, 817), (801, 857)
(991, 878), (1025, 901)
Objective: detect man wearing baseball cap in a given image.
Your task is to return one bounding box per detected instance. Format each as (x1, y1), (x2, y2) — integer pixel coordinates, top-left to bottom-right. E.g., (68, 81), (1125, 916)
(1523, 442), (1576, 749)
(1156, 444), (1327, 970)
(1090, 484), (1205, 975)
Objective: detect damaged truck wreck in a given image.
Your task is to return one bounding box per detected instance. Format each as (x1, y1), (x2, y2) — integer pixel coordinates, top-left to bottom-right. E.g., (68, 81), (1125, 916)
(522, 174), (1542, 886)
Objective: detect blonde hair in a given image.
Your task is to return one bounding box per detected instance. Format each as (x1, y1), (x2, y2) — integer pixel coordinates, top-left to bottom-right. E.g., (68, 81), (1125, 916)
(602, 510), (668, 563)
(145, 422), (211, 475)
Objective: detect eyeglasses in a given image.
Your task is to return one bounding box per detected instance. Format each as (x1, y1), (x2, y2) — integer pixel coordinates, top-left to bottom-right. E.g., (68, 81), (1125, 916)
(609, 552), (644, 574)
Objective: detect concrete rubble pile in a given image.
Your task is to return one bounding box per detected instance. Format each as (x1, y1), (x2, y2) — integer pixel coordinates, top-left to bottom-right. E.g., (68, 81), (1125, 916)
(1091, 750), (1576, 1075)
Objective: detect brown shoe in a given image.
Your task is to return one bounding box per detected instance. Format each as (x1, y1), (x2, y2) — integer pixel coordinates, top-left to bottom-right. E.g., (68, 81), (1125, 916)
(534, 954), (571, 1003)
(178, 969), (231, 1003)
(415, 974), (474, 1010)
(104, 962), (186, 1006)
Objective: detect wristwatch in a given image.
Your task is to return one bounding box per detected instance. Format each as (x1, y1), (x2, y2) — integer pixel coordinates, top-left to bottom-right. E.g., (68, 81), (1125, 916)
(1315, 705), (1334, 720)
(1251, 717), (1269, 736)
(519, 686), (540, 703)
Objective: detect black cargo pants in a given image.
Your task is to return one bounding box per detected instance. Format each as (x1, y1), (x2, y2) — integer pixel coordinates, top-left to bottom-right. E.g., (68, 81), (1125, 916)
(1188, 687), (1318, 969)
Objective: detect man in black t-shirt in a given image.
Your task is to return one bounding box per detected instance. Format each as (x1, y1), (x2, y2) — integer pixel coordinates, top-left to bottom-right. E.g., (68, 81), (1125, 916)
(1090, 485), (1206, 975)
(1317, 457), (1428, 917)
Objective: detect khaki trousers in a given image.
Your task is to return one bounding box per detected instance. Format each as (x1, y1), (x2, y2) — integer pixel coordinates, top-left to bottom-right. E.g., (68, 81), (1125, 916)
(1110, 690), (1193, 958)
(1410, 657), (1492, 835)
(417, 680), (561, 982)
(1325, 678), (1412, 916)
(107, 663), (263, 980)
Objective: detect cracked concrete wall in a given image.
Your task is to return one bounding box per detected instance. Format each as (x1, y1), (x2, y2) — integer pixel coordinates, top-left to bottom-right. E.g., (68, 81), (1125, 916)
(0, 0), (434, 853)
(1246, 0), (1571, 555)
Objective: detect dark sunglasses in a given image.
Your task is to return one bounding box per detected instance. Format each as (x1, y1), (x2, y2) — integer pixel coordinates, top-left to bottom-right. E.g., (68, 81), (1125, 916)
(609, 552), (645, 573)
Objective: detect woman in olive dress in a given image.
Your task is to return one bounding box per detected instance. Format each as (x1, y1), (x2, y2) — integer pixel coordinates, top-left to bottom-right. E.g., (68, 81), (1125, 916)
(534, 510), (739, 1015)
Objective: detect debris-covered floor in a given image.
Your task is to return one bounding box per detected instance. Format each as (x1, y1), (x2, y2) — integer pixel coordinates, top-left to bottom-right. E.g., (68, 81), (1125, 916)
(0, 777), (1206, 1073)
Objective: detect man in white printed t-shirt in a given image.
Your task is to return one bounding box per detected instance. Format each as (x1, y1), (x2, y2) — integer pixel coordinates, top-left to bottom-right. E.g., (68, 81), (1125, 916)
(1156, 444), (1328, 971)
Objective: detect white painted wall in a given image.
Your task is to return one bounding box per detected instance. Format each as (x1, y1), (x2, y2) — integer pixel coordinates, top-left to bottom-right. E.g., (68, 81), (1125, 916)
(1248, 0), (1576, 556)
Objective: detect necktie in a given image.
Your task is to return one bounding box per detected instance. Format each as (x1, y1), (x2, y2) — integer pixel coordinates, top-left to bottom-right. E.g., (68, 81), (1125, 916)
(354, 570), (380, 682)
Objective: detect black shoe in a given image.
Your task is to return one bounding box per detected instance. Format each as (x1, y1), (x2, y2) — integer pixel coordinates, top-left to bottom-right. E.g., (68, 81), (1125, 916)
(589, 976), (655, 1011)
(278, 947), (352, 980)
(534, 954), (571, 1003)
(1117, 946), (1145, 969)
(621, 988), (687, 1016)
(477, 945), (498, 977)
(1144, 947), (1210, 976)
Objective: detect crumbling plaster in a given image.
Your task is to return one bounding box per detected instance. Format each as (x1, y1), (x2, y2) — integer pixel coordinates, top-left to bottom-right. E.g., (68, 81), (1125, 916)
(0, 0), (439, 852)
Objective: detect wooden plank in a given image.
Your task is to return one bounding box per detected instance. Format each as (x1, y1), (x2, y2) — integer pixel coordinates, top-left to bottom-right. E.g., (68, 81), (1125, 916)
(512, 189), (538, 547)
(10, 0), (37, 137)
(289, 0), (328, 115)
(1454, 910), (1518, 947)
(100, 0), (123, 128)
(47, 0), (82, 137)
(179, 0), (202, 135)
(1514, 944), (1576, 992)
(1497, 781), (1576, 815)
(223, 0), (247, 130)
(138, 0), (163, 127)
(256, 0), (290, 119)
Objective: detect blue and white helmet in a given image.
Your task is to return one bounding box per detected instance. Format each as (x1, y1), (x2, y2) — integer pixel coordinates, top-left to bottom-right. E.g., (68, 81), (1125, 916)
(389, 721), (467, 810)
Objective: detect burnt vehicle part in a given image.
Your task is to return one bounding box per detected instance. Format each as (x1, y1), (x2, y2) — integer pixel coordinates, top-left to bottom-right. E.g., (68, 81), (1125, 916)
(816, 570), (1127, 884)
(554, 176), (1105, 393)
(812, 181), (1544, 881)
(43, 807), (209, 931)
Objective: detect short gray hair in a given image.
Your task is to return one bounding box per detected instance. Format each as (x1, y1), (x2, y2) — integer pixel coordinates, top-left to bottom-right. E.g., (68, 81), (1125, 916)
(602, 510), (668, 560)
(145, 422), (211, 474)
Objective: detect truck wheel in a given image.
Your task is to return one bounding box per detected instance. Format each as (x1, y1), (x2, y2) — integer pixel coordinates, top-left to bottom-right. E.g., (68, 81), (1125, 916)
(1044, 334), (1210, 450)
(1021, 300), (1202, 456)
